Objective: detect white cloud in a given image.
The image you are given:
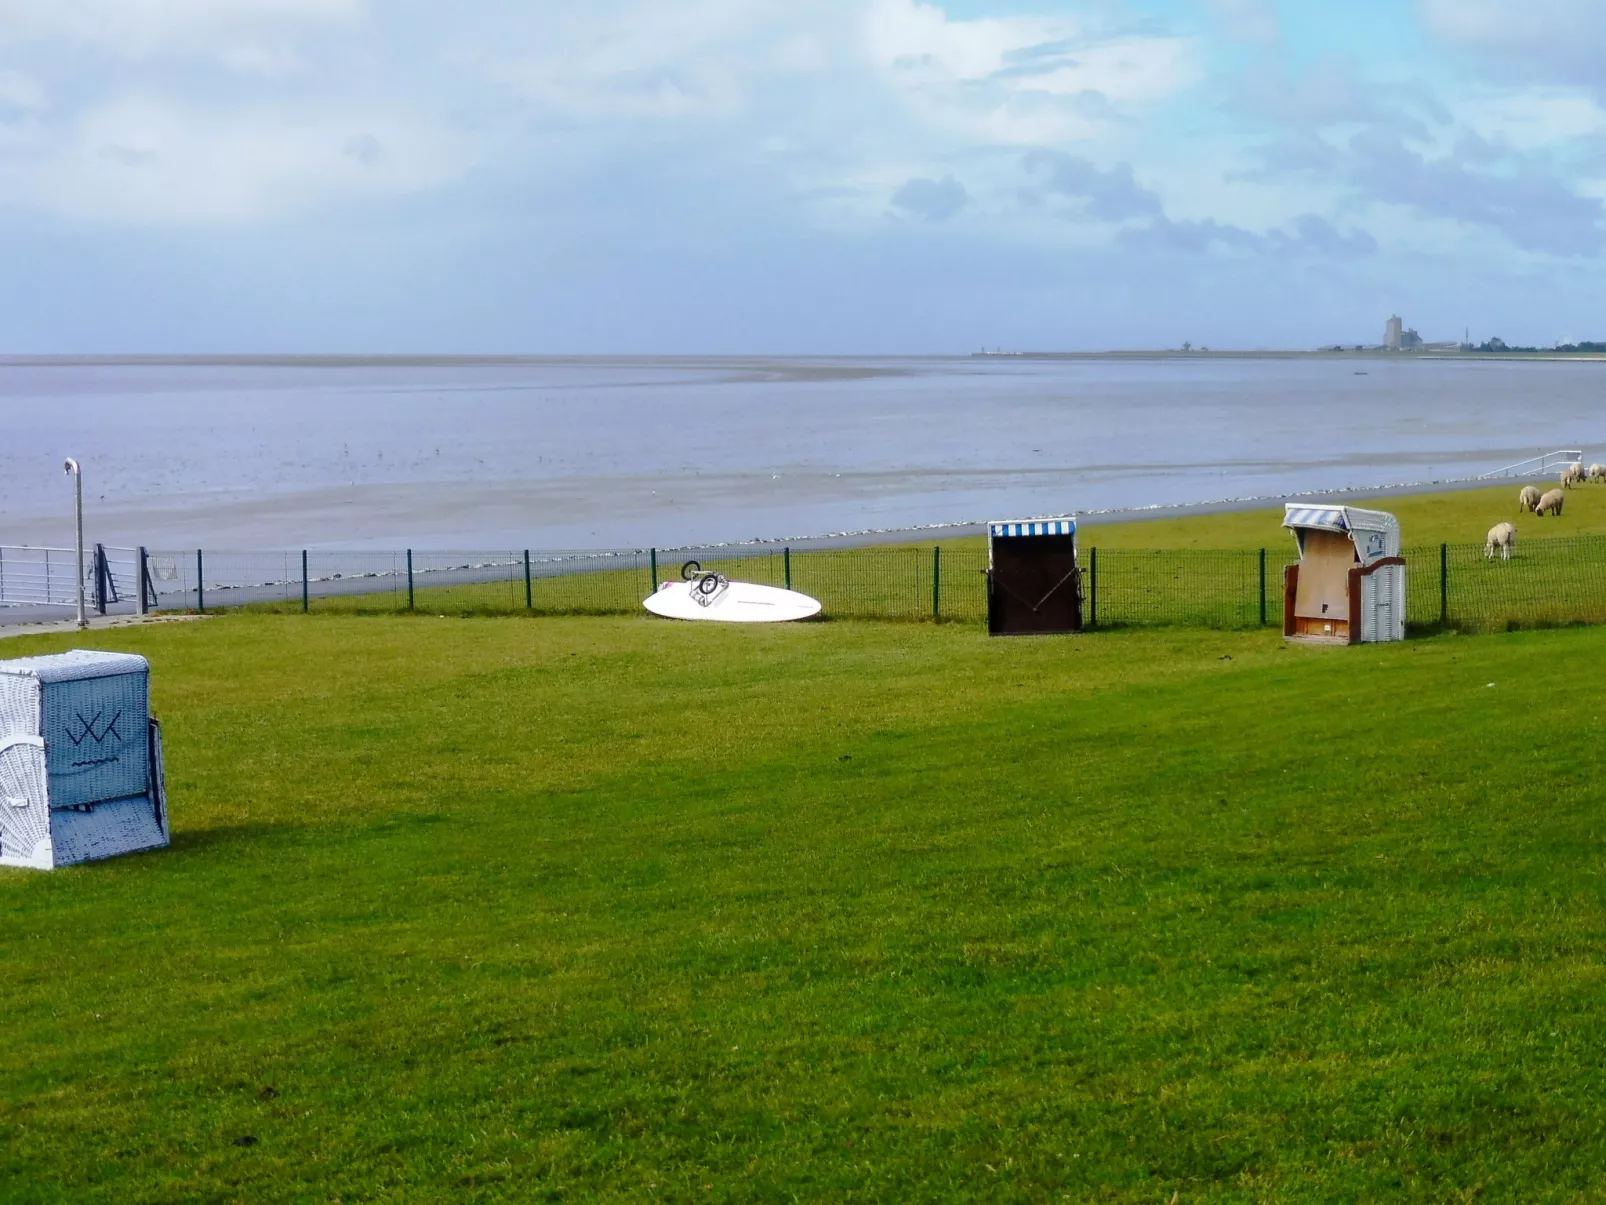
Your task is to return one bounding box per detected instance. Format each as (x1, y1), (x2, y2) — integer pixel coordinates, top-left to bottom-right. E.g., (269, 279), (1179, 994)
(485, 0), (835, 123)
(0, 95), (469, 226)
(1419, 0), (1594, 44)
(863, 0), (1195, 145)
(0, 68), (45, 114)
(1418, 0), (1606, 88)
(1207, 0), (1278, 44)
(865, 0), (1064, 83)
(0, 0), (364, 73)
(1461, 89), (1606, 148)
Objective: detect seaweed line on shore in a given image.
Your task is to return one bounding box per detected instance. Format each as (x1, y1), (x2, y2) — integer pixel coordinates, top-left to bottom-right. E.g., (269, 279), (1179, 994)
(654, 472), (1514, 553)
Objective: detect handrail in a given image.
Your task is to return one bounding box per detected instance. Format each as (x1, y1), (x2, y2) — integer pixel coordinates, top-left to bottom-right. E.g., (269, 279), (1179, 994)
(1478, 450), (1585, 479)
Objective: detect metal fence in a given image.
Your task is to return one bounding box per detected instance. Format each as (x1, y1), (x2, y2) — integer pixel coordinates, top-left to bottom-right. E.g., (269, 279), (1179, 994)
(129, 535), (1606, 635)
(0, 545), (143, 615)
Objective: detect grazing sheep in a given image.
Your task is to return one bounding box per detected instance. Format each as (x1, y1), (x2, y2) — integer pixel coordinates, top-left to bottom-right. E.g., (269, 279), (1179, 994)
(1562, 462), (1585, 489)
(1536, 488), (1566, 517)
(1590, 463), (1606, 483)
(1519, 484), (1541, 512)
(1485, 522), (1516, 560)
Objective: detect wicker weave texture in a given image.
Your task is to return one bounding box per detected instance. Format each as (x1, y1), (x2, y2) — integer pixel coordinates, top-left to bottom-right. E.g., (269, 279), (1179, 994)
(0, 672), (40, 741)
(52, 795), (166, 867)
(0, 651), (167, 869)
(41, 670), (150, 809)
(0, 738), (49, 866)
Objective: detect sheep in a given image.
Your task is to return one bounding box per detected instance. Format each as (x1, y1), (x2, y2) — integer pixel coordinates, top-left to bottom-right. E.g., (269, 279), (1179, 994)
(1485, 522), (1516, 560)
(1562, 462), (1584, 489)
(1535, 488), (1566, 517)
(1590, 463), (1606, 483)
(1519, 484), (1541, 512)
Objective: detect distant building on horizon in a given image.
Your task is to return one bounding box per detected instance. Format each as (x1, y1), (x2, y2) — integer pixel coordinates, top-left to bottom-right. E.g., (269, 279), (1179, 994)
(1384, 315), (1423, 351)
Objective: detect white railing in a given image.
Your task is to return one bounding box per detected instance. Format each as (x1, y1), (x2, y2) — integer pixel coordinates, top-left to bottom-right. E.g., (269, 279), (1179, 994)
(0, 545), (144, 611)
(0, 546), (85, 607)
(1479, 450), (1585, 479)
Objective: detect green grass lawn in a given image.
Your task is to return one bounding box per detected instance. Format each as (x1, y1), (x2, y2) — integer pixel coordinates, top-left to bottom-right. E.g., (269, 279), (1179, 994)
(237, 483), (1606, 632)
(1079, 480), (1606, 550)
(2, 613), (1604, 1202)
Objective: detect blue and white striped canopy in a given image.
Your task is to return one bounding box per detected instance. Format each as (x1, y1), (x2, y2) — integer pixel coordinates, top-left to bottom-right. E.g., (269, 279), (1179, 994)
(1283, 506), (1348, 533)
(990, 518), (1076, 538)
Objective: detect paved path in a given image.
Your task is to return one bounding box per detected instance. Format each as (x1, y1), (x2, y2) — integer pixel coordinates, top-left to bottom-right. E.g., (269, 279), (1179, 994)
(0, 613), (211, 642)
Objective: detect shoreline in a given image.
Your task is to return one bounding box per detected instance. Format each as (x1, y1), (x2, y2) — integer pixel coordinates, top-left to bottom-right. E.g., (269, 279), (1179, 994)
(694, 474), (1536, 552)
(5, 350), (1606, 366)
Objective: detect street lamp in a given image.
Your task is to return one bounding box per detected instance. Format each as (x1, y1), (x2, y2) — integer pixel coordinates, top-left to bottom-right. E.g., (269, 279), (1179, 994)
(63, 459), (85, 629)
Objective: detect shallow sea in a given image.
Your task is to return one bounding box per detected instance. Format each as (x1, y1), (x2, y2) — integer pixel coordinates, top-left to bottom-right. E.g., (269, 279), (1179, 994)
(2, 356), (1602, 550)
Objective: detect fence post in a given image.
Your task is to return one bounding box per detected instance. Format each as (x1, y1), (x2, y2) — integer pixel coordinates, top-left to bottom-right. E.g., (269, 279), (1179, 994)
(138, 546), (151, 615)
(784, 547), (791, 591)
(524, 550), (532, 610)
(650, 548), (657, 588)
(932, 545), (941, 621)
(196, 549), (204, 614)
(301, 550), (309, 613)
(94, 543), (108, 615)
(1440, 542), (1449, 627)
(1258, 548), (1267, 626)
(1089, 546), (1098, 629)
(407, 549), (415, 611)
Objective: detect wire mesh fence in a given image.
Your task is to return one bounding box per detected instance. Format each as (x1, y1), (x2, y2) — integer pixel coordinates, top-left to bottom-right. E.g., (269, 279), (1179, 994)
(135, 534), (1606, 635)
(1405, 536), (1606, 632)
(1086, 548), (1265, 630)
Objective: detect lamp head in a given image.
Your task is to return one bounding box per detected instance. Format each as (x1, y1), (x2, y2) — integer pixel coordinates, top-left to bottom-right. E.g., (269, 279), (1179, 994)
(63, 458), (79, 476)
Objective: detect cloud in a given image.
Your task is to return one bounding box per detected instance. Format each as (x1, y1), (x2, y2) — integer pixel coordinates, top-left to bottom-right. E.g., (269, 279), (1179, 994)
(863, 0), (1197, 145)
(1418, 0), (1606, 87)
(1207, 0), (1278, 44)
(1226, 54), (1449, 143)
(0, 0), (364, 73)
(0, 96), (468, 226)
(1120, 215), (1261, 253)
(485, 0), (821, 124)
(1459, 90), (1606, 149)
(0, 69), (44, 116)
(1022, 149), (1161, 221)
(1218, 44), (1605, 255)
(1120, 213), (1377, 257)
(1346, 127), (1603, 254)
(1271, 214), (1377, 257)
(1021, 149), (1374, 258)
(890, 174), (966, 220)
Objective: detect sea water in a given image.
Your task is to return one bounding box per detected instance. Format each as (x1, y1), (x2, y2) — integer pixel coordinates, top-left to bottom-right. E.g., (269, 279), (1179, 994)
(2, 355), (1601, 550)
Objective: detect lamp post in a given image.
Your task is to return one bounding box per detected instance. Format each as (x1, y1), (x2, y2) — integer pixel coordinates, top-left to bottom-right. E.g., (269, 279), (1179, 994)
(63, 459), (85, 629)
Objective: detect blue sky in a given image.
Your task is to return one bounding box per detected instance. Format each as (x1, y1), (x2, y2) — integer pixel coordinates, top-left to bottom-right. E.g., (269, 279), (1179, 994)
(2, 0), (1604, 352)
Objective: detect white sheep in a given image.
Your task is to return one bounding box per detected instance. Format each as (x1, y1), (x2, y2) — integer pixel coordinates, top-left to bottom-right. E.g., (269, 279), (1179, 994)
(1590, 463), (1606, 483)
(1536, 488), (1566, 517)
(1519, 484), (1541, 512)
(1562, 462), (1584, 489)
(1485, 522), (1516, 560)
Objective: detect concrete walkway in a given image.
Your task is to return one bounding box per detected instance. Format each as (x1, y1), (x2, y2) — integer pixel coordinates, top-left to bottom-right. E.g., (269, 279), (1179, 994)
(0, 613), (211, 642)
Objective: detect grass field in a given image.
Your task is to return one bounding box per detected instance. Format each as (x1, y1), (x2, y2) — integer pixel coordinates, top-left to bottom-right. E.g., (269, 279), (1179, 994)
(241, 483), (1606, 633)
(2, 612), (1604, 1202)
(1077, 480), (1606, 550)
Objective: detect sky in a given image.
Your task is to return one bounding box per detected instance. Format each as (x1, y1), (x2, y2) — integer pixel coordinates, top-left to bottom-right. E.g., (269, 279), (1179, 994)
(2, 0), (1605, 353)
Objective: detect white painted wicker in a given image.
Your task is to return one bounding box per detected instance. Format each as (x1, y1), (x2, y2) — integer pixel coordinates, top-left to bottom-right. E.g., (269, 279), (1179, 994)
(0, 650), (169, 870)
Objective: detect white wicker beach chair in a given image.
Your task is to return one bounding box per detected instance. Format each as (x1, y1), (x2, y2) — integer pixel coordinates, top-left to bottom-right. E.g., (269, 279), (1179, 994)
(0, 650), (168, 870)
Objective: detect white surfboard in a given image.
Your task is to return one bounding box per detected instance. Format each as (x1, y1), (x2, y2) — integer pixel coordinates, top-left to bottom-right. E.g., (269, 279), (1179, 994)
(643, 578), (822, 623)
